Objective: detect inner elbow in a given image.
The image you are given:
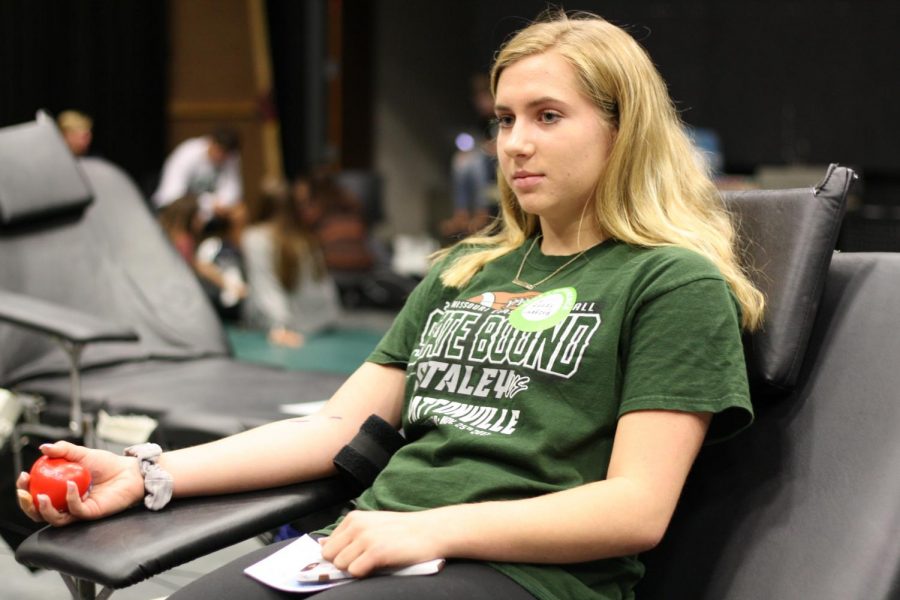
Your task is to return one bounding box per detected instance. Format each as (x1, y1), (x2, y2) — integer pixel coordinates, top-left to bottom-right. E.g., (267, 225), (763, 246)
(631, 513), (672, 553)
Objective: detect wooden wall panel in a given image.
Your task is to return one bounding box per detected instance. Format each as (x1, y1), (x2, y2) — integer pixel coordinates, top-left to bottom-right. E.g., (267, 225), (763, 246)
(166, 0), (268, 207)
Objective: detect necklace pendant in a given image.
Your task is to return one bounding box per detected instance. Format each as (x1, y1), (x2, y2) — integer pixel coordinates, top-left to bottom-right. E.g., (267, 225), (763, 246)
(512, 277), (535, 290)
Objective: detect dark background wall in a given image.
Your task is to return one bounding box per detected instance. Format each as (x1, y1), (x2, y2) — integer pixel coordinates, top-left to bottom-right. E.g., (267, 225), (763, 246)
(268, 0), (375, 177)
(373, 0), (899, 216)
(0, 0), (167, 190)
(470, 0), (900, 175)
(1, 0), (898, 223)
(369, 0), (899, 234)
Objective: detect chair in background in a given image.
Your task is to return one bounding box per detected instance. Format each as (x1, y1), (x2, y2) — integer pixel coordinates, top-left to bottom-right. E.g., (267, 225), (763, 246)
(0, 113), (350, 548)
(18, 165), (898, 600)
(327, 168), (419, 310)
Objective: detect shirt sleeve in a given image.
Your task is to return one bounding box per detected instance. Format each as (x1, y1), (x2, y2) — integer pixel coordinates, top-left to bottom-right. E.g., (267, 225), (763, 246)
(366, 252), (458, 368)
(195, 237), (222, 264)
(152, 141), (194, 208)
(618, 276), (753, 442)
(216, 155), (242, 205)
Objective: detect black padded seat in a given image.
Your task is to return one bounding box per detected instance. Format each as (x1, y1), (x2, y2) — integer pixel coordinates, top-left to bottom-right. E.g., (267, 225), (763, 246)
(14, 358), (348, 446)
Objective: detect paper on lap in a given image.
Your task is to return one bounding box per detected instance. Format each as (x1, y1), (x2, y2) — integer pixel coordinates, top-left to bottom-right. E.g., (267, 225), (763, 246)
(243, 534), (445, 593)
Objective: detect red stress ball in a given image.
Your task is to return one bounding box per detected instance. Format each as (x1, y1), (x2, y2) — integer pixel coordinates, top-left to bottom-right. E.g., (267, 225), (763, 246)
(29, 456), (92, 512)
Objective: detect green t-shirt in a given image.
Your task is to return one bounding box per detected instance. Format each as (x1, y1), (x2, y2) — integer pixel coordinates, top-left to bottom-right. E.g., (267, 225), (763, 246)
(356, 238), (753, 600)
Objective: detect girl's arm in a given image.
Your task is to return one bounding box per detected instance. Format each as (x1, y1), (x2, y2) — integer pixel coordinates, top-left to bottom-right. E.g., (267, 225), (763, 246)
(321, 408), (710, 575)
(18, 362), (406, 526)
(160, 362), (405, 497)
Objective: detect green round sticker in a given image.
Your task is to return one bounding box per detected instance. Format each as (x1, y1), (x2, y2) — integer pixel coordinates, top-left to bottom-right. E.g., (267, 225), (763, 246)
(508, 287), (577, 332)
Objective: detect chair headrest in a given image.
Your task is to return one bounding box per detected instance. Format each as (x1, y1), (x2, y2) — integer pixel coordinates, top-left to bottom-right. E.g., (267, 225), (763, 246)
(724, 164), (854, 397)
(0, 111), (93, 226)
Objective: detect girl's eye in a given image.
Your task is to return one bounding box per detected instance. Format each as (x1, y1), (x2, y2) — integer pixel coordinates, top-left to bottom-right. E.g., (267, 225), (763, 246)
(539, 111), (561, 124)
(494, 115), (514, 129)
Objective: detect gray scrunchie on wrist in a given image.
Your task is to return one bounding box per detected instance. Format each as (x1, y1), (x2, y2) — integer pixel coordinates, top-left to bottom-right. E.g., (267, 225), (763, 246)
(124, 442), (174, 511)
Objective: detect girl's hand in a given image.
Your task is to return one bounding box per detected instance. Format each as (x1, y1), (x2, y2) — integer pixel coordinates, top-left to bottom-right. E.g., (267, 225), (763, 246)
(319, 510), (448, 578)
(16, 441), (145, 527)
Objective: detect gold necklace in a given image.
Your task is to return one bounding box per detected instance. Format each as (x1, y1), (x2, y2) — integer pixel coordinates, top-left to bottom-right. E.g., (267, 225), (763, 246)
(512, 235), (588, 290)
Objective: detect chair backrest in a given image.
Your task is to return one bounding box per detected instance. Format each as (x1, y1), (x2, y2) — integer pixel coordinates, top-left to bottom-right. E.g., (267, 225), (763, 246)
(637, 166), (900, 598)
(723, 164), (852, 398)
(0, 112), (93, 227)
(0, 112), (228, 386)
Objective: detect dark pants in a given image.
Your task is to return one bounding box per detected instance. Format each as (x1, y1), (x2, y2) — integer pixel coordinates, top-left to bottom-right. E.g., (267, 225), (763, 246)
(168, 539), (537, 600)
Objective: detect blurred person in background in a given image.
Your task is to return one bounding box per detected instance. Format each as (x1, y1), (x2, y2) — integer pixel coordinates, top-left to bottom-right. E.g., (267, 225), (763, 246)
(440, 73), (498, 239)
(194, 205), (248, 323)
(57, 110), (93, 157)
(157, 194), (202, 264)
(152, 127), (243, 224)
(242, 177), (340, 347)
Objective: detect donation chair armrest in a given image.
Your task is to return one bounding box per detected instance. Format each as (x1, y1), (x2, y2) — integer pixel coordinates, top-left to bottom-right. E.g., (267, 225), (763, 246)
(0, 289), (138, 345)
(15, 477), (353, 590)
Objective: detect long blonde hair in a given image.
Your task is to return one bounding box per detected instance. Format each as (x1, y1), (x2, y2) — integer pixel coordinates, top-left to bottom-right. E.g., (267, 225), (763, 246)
(436, 11), (764, 330)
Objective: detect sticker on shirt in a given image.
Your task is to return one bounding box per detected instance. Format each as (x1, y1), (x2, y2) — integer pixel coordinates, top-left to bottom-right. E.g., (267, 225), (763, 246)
(467, 290), (539, 312)
(507, 287), (577, 333)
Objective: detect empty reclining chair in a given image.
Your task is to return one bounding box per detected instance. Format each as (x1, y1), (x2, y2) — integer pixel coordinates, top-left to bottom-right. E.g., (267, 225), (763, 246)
(18, 165), (897, 600)
(0, 112), (350, 436)
(0, 113), (349, 546)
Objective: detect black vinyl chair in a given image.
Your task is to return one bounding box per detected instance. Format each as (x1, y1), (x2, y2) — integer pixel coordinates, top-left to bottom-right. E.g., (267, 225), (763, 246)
(10, 131), (897, 599)
(636, 169), (900, 598)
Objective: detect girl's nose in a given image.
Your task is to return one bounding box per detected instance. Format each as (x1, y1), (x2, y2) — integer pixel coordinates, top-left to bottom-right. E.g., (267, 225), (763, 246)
(501, 123), (535, 159)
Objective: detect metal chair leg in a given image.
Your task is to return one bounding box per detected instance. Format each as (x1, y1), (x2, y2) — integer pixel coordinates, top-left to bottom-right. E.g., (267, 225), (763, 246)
(57, 339), (86, 439)
(61, 574), (115, 600)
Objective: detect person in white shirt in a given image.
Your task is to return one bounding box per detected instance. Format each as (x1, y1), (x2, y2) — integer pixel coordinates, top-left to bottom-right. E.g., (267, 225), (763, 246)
(152, 128), (242, 222)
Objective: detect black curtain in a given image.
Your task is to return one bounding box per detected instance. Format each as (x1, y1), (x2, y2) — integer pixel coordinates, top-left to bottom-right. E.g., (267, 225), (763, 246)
(469, 0), (900, 177)
(267, 0), (374, 179)
(0, 0), (167, 191)
(266, 0), (314, 180)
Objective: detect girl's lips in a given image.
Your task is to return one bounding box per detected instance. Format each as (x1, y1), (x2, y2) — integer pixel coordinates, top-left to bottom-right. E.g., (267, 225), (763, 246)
(512, 173), (544, 190)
